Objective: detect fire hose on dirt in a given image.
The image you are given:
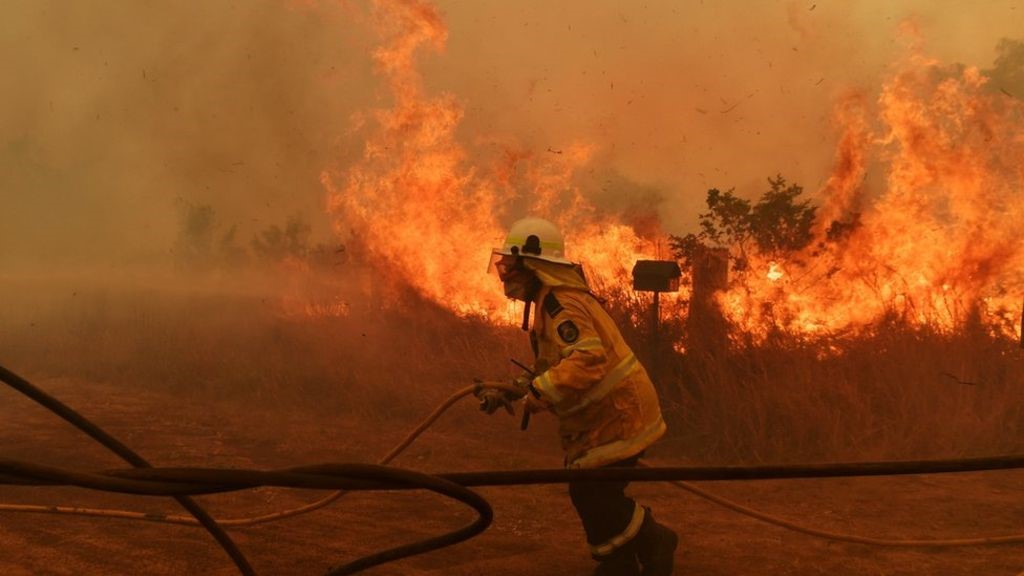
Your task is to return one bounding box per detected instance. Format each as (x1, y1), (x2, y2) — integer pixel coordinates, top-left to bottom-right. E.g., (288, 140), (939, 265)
(2, 363), (1024, 576)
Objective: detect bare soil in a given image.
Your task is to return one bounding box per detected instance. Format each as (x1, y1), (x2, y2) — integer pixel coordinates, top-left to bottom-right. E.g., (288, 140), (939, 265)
(1, 376), (1022, 575)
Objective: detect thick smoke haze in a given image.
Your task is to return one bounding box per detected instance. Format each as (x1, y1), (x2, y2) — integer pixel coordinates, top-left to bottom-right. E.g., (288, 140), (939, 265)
(1, 0), (1021, 271)
(1, 0), (374, 271)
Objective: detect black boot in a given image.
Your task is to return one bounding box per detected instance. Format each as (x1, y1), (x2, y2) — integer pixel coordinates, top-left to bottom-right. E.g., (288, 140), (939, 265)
(592, 544), (640, 576)
(635, 507), (677, 576)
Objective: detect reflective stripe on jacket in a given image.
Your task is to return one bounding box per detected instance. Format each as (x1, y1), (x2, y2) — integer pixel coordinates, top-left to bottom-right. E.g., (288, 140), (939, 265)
(530, 285), (666, 468)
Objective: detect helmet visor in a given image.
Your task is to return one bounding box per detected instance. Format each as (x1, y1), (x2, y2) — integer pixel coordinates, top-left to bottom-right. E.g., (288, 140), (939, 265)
(487, 250), (520, 279)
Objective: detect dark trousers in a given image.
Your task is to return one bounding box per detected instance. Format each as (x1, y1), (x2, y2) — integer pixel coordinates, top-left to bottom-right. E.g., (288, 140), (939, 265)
(568, 454), (642, 552)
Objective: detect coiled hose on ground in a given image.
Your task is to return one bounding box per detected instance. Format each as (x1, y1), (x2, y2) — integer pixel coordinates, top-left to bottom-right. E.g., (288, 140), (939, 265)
(1, 364), (1023, 575)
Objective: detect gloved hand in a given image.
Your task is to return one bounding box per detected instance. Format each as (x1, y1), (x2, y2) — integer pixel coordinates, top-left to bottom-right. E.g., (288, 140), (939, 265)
(477, 388), (516, 415)
(474, 378), (528, 416)
(511, 374), (532, 394)
(510, 375), (548, 411)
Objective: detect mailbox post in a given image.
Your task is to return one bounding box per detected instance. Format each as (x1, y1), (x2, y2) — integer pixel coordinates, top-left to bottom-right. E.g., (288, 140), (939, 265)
(631, 260), (682, 393)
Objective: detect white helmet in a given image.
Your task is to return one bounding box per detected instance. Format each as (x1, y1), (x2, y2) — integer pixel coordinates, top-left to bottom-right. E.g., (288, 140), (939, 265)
(489, 217), (573, 270)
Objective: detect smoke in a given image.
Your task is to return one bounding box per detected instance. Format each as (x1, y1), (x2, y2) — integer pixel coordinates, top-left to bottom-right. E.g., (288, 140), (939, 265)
(1, 0), (1020, 273)
(0, 0), (375, 271)
(424, 0), (1022, 230)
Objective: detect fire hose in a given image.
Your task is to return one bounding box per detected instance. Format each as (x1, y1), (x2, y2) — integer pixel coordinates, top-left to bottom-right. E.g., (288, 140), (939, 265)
(2, 364), (1024, 576)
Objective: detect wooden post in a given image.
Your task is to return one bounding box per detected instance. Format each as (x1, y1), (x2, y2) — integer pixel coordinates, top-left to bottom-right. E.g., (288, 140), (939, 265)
(631, 260), (681, 403)
(652, 291), (661, 387)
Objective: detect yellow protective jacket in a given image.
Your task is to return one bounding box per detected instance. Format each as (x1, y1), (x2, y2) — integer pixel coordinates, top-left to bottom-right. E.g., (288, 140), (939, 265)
(527, 283), (667, 469)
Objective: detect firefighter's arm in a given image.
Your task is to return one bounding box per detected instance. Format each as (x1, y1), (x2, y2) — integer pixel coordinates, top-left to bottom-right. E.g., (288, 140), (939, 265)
(529, 292), (610, 411)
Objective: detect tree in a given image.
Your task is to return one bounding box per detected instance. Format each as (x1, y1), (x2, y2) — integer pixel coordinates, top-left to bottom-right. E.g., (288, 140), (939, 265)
(748, 175), (817, 257)
(172, 201), (249, 270)
(173, 201), (216, 268)
(984, 38), (1024, 98)
(669, 175), (816, 271)
(250, 214), (313, 263)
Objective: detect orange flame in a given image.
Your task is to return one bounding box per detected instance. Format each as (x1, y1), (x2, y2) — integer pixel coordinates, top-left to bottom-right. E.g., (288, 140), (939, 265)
(323, 0), (666, 320)
(322, 0), (504, 316)
(324, 3), (1020, 346)
(721, 39), (1024, 342)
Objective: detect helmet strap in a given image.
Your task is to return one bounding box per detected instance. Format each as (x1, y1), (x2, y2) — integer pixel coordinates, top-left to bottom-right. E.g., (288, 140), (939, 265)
(505, 247), (541, 330)
(518, 267), (542, 331)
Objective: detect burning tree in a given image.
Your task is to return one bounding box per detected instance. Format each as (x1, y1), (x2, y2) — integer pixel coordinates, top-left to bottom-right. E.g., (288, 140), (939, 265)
(669, 175), (817, 274)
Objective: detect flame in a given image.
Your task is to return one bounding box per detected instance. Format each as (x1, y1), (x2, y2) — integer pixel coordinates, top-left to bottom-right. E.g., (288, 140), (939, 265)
(322, 0), (504, 317)
(719, 38), (1024, 342)
(323, 0), (667, 321)
(322, 3), (1020, 346)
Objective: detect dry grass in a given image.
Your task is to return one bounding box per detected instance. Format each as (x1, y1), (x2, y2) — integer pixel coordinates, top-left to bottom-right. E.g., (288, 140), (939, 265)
(0, 271), (528, 420)
(664, 322), (1024, 464)
(2, 271), (1022, 465)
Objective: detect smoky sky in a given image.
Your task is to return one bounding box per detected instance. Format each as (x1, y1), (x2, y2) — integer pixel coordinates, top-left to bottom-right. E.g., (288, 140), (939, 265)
(1, 0), (1021, 271)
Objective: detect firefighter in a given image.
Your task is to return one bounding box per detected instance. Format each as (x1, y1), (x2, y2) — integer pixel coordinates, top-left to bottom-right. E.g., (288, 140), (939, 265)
(478, 216), (678, 576)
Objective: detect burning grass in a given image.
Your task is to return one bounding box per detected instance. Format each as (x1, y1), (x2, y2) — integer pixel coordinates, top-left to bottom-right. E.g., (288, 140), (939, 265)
(2, 271), (1022, 466)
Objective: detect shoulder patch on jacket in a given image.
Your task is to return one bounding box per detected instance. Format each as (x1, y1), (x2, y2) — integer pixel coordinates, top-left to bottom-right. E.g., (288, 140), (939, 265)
(543, 292), (564, 318)
(556, 320), (580, 343)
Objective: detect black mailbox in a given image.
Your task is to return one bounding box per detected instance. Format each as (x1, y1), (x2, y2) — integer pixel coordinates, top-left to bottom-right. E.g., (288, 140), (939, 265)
(632, 260), (682, 293)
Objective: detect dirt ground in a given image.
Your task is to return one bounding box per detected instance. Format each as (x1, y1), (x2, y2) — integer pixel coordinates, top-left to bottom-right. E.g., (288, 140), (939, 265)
(1, 376), (1022, 576)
